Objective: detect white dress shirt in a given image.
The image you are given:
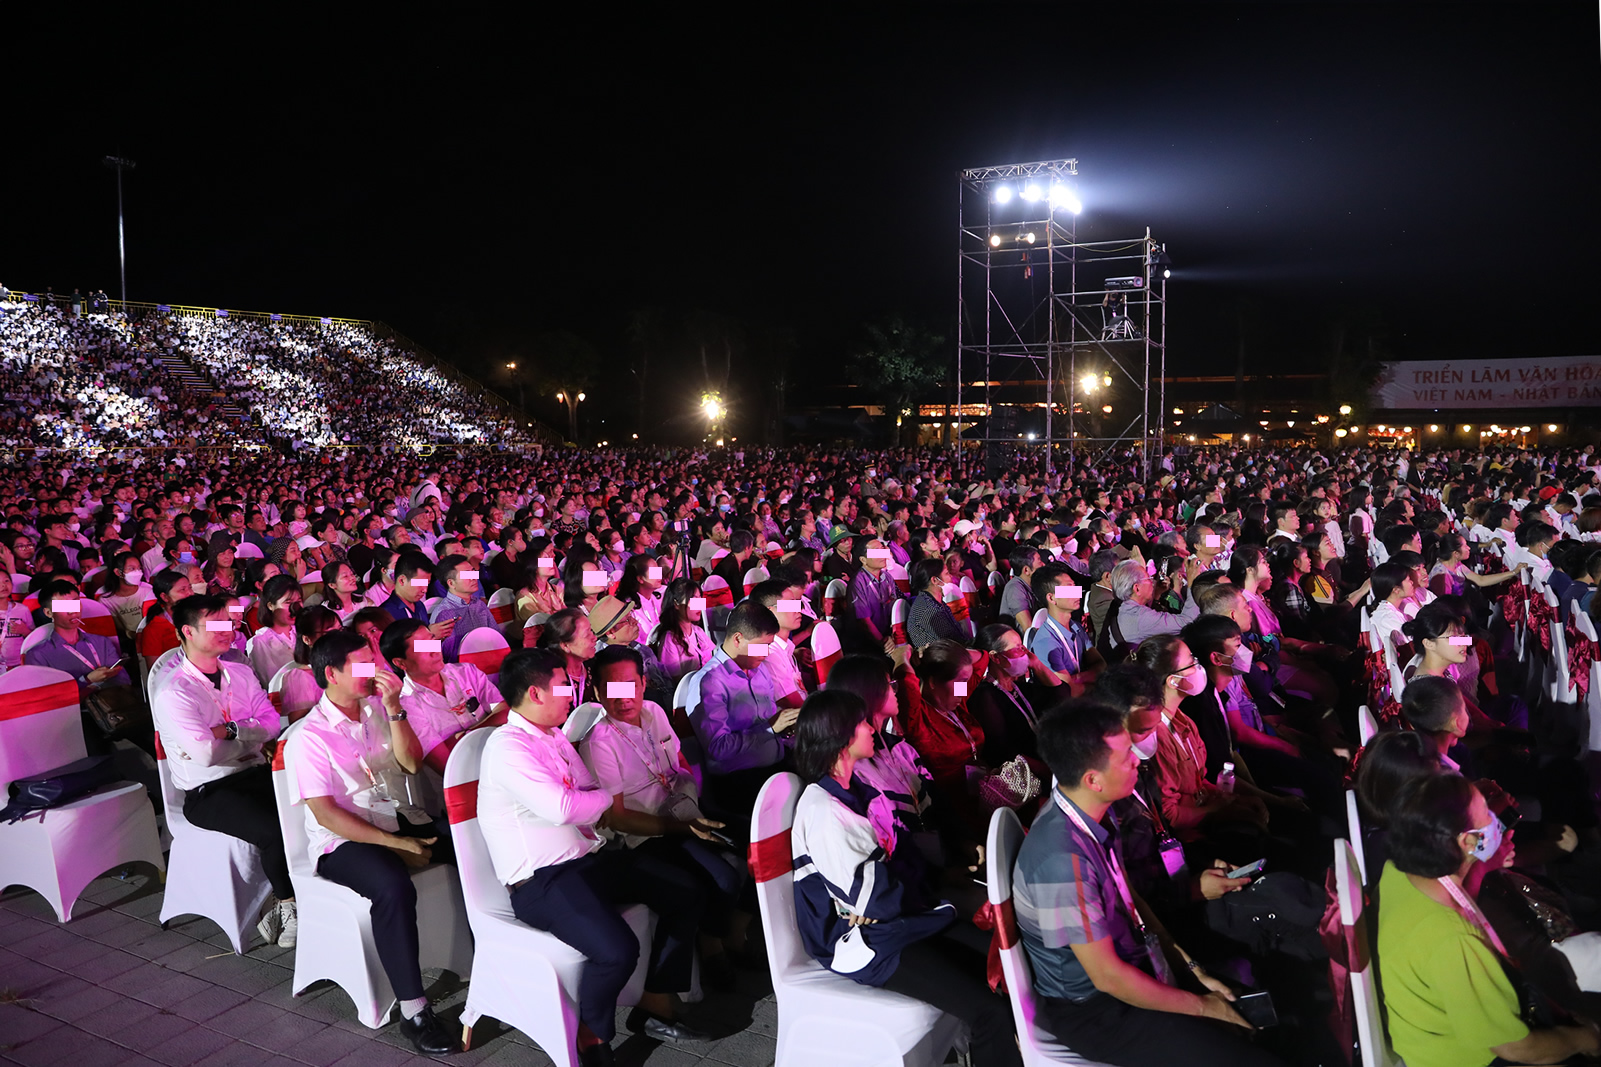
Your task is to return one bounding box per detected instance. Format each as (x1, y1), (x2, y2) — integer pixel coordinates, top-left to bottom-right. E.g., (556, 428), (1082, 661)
(400, 662), (503, 761)
(285, 693), (427, 863)
(759, 632), (804, 702)
(477, 713), (610, 886)
(152, 654), (281, 791)
(248, 626), (296, 688)
(579, 700), (694, 847)
(267, 662), (323, 723)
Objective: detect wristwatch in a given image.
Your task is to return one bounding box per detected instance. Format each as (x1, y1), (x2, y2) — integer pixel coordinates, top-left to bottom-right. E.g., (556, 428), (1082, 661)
(224, 721), (239, 741)
(388, 710), (408, 722)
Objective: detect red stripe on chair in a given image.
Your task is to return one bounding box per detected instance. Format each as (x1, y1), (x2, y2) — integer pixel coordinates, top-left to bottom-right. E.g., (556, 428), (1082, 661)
(461, 647), (509, 677)
(82, 617), (117, 638)
(424, 735), (461, 775)
(154, 732), (167, 760)
(271, 740), (288, 771)
(489, 604), (514, 624)
(972, 898), (1017, 993)
(815, 651), (842, 686)
(445, 781), (479, 824)
(269, 692), (283, 712)
(0, 679), (81, 721)
(748, 829), (793, 883)
(705, 585), (735, 608)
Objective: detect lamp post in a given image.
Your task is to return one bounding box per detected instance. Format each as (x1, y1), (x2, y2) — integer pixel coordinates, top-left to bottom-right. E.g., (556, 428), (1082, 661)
(505, 361), (524, 411)
(556, 390), (585, 442)
(102, 156), (137, 308)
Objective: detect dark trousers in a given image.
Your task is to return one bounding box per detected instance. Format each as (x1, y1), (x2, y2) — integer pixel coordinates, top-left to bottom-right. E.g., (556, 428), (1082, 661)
(315, 817), (451, 1003)
(510, 846), (705, 1041)
(879, 925), (1021, 1067)
(1042, 992), (1284, 1067)
(183, 765), (294, 900)
(704, 763), (783, 825)
(635, 836), (742, 938)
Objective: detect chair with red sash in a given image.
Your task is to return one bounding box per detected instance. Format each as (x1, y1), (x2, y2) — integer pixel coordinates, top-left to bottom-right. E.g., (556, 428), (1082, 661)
(154, 733), (272, 954)
(1334, 838), (1401, 1067)
(984, 807), (1110, 1065)
(271, 720), (473, 1028)
(988, 570), (1005, 599)
(78, 597), (117, 640)
(0, 666), (165, 922)
(943, 582), (975, 640)
(459, 626), (511, 688)
(445, 727), (656, 1062)
(750, 771), (967, 1067)
(811, 620), (842, 686)
(19, 623), (55, 665)
(702, 574), (735, 611)
(891, 599), (910, 648)
(487, 587), (516, 626)
(888, 561), (910, 596)
(822, 578), (849, 621)
(960, 575), (982, 628)
(743, 565), (771, 598)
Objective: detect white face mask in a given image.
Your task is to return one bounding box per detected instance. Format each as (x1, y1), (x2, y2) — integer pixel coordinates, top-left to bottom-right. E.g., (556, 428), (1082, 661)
(1470, 816), (1505, 863)
(1173, 663), (1207, 696)
(1131, 731), (1160, 761)
(124, 569), (143, 584)
(1232, 646), (1254, 673)
(1003, 650), (1029, 678)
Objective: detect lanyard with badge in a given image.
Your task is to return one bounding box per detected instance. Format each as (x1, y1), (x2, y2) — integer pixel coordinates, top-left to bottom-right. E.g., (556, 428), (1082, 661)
(1054, 789), (1174, 984)
(1045, 616), (1080, 674)
(351, 708), (402, 820)
(614, 716), (675, 792)
(1126, 769), (1189, 880)
(1439, 874), (1510, 956)
(994, 678), (1037, 730)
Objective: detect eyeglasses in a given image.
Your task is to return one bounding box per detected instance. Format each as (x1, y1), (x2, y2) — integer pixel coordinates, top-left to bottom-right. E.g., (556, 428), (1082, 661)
(1167, 661), (1202, 677)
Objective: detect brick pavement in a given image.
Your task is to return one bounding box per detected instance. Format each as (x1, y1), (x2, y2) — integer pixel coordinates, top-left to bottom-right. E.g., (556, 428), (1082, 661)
(0, 865), (780, 1067)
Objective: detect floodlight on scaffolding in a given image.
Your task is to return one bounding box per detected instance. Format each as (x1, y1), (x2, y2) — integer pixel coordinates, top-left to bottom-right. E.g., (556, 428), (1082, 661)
(989, 234), (1002, 247)
(702, 395), (725, 421)
(994, 185), (1013, 204)
(1048, 183), (1082, 214)
(1021, 182), (1043, 202)
(1080, 374), (1098, 394)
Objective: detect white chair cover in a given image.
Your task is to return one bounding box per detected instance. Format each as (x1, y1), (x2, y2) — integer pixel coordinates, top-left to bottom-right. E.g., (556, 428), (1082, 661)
(1334, 839), (1401, 1067)
(0, 666), (164, 921)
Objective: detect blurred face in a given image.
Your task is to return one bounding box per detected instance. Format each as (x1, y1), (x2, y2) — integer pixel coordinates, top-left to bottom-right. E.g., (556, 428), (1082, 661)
(1086, 728), (1140, 803)
(353, 619), (383, 658)
(605, 612), (640, 646)
(843, 716), (877, 763)
(1427, 625), (1470, 666)
(184, 608), (238, 658)
(166, 577), (195, 605)
(47, 596), (82, 632)
(332, 645), (378, 699)
(596, 661), (644, 723)
(771, 585), (805, 632)
(448, 566), (480, 598)
(403, 628), (446, 678)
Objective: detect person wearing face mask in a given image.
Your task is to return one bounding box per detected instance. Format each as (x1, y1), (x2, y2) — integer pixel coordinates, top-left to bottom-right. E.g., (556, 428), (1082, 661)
(1132, 635), (1270, 847)
(97, 550), (151, 645)
(969, 623), (1064, 764)
(1376, 773), (1599, 1067)
(249, 574), (304, 687)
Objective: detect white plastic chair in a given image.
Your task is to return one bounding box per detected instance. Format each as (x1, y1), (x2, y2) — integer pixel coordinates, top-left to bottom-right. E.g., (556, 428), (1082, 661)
(812, 620), (842, 686)
(446, 728), (655, 1063)
(1357, 705), (1379, 747)
(154, 735), (272, 953)
(458, 625), (510, 685)
(563, 702), (605, 745)
(78, 598), (118, 640)
(986, 807), (1111, 1065)
(19, 623), (54, 665)
(751, 771), (967, 1067)
(1334, 839), (1401, 1067)
(742, 565), (770, 597)
(272, 720), (474, 1028)
(145, 647), (186, 702)
(487, 587), (516, 625)
(0, 667), (165, 921)
(1345, 790), (1368, 885)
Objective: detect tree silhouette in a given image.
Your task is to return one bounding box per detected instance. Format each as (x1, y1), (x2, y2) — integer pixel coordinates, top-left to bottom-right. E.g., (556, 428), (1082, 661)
(851, 317), (946, 446)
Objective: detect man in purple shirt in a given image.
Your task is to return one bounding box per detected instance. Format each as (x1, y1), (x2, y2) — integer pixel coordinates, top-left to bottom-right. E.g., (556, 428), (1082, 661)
(848, 537), (899, 643)
(688, 600), (795, 816)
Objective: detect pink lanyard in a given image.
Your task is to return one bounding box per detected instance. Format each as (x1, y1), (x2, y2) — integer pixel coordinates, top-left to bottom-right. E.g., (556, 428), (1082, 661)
(1054, 789), (1174, 985)
(1439, 875), (1509, 957)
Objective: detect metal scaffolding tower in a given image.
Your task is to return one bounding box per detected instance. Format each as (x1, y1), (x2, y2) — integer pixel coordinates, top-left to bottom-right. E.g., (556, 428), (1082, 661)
(957, 158), (1168, 480)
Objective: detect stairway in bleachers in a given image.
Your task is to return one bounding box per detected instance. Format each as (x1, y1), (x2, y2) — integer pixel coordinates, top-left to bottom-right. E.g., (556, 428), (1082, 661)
(157, 351), (249, 423)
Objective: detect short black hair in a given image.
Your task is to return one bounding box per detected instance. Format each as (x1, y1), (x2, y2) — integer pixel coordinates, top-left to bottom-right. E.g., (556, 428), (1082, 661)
(395, 553), (435, 581)
(311, 629), (369, 689)
(498, 647), (567, 708)
(1180, 614), (1240, 664)
(1388, 772), (1477, 878)
(590, 642), (644, 680)
(793, 689), (869, 783)
(436, 553), (469, 585)
(378, 618), (430, 672)
(173, 594), (227, 642)
(1088, 663), (1164, 715)
(1401, 674), (1464, 734)
(1354, 730), (1441, 829)
(823, 655), (892, 722)
(41, 577), (81, 608)
(1037, 700), (1128, 789)
(261, 573), (300, 608)
(724, 600), (780, 642)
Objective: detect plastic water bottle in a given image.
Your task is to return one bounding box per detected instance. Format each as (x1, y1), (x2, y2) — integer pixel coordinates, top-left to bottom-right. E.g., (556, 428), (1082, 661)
(1218, 761), (1236, 794)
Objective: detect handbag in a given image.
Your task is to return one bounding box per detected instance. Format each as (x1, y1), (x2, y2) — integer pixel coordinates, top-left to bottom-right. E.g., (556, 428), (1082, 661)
(977, 757), (1041, 811)
(0, 754), (118, 823)
(83, 683), (151, 741)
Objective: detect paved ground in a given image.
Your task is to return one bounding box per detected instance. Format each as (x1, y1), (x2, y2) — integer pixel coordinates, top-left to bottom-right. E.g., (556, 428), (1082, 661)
(0, 862), (780, 1067)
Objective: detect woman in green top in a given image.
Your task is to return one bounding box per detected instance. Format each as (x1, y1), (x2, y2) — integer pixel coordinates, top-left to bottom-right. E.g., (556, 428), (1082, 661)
(1377, 774), (1598, 1067)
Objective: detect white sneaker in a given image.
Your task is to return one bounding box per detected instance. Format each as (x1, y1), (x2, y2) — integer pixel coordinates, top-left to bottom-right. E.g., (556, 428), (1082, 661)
(277, 901), (297, 949)
(257, 900), (284, 946)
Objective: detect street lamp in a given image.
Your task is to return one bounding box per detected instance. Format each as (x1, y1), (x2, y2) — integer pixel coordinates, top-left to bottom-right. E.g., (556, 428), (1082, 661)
(103, 155), (137, 307)
(505, 362), (523, 411)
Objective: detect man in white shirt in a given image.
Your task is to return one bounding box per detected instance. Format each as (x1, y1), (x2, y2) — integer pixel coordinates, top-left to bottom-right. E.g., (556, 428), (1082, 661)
(152, 595), (294, 946)
(378, 617), (504, 791)
(282, 630), (457, 1055)
(478, 648), (708, 1067)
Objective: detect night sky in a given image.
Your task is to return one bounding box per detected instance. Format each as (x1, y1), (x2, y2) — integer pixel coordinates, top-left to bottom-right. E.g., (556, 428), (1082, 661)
(9, 5), (1598, 436)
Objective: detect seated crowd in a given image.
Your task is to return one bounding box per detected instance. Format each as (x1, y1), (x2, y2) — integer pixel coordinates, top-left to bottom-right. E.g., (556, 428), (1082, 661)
(7, 426), (1601, 1067)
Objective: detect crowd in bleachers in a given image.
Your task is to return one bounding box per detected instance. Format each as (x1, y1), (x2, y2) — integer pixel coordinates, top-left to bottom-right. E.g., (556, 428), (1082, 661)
(6, 420), (1601, 1064)
(0, 295), (530, 451)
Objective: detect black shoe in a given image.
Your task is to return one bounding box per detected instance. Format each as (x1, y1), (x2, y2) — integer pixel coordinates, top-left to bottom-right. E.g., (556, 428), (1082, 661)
(626, 1008), (711, 1045)
(579, 1042), (615, 1067)
(398, 1006), (458, 1055)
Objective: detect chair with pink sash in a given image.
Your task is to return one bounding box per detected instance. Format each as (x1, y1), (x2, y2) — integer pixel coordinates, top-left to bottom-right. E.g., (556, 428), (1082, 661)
(0, 666), (165, 921)
(459, 626), (511, 689)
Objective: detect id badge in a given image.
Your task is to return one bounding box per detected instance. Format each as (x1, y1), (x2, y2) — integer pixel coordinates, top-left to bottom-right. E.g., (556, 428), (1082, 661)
(1158, 836), (1188, 880)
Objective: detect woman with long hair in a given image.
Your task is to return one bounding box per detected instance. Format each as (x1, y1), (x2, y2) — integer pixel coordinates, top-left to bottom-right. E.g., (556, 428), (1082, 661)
(615, 554), (665, 640)
(138, 568), (193, 665)
(99, 550), (152, 645)
(515, 551), (565, 622)
(269, 604), (342, 722)
(649, 578), (716, 687)
(203, 536), (241, 597)
(318, 560), (366, 622)
(789, 689), (1020, 1067)
(1426, 532), (1522, 599)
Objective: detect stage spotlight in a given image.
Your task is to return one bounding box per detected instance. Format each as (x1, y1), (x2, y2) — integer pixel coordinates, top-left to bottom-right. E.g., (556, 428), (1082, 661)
(1151, 245), (1172, 280)
(1339, 405), (1353, 416)
(1335, 428), (1348, 438)
(1048, 184), (1081, 214)
(995, 185), (1013, 204)
(1021, 182), (1043, 202)
(989, 234), (1002, 248)
(1545, 424), (1556, 432)
(1023, 231), (1036, 244)
(1080, 375), (1097, 393)
(1101, 404), (1113, 414)
(1026, 432), (1036, 440)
